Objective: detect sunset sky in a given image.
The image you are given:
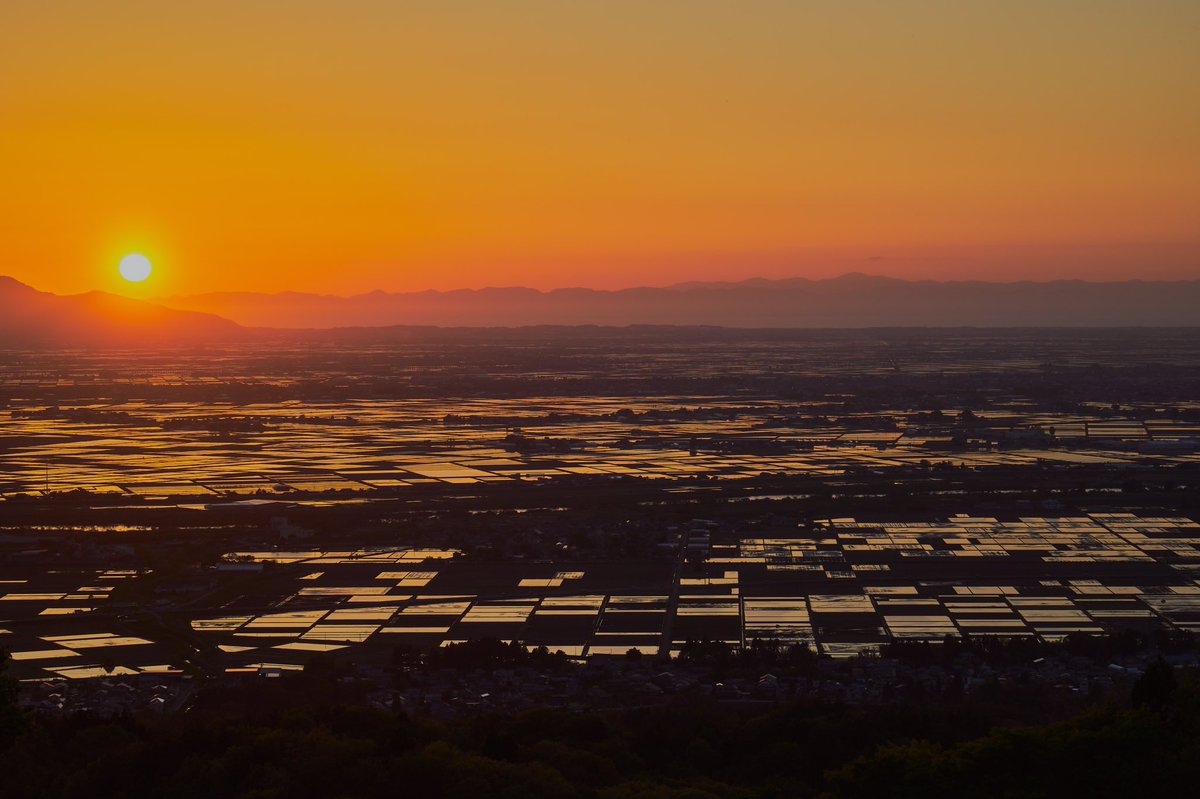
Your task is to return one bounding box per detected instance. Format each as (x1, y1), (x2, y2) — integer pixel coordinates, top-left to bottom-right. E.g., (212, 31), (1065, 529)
(2, 1), (1198, 297)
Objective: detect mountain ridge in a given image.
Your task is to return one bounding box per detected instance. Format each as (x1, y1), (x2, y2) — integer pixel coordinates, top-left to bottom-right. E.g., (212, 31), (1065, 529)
(157, 273), (1200, 329)
(6, 273), (1200, 343)
(0, 276), (246, 346)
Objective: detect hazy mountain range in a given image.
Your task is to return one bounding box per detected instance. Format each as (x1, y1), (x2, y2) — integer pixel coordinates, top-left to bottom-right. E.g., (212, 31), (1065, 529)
(163, 274), (1200, 329)
(0, 275), (244, 346)
(3, 274), (1200, 347)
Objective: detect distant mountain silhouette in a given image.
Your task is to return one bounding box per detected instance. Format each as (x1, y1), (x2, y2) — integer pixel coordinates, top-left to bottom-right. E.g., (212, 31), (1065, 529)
(0, 276), (246, 346)
(162, 274), (1200, 329)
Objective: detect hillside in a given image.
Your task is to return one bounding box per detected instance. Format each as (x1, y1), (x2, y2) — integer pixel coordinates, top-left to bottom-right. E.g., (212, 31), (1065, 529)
(0, 276), (246, 346)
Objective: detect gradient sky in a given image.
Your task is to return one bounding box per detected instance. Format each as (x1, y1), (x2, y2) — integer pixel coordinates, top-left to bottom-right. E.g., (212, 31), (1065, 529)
(2, 1), (1198, 297)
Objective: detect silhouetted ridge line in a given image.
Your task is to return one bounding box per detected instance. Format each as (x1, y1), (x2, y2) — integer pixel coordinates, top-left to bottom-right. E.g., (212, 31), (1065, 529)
(160, 274), (1200, 329)
(0, 276), (246, 347)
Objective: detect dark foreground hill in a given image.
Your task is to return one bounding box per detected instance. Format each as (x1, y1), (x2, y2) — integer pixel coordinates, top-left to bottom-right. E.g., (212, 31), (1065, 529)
(164, 273), (1200, 328)
(0, 653), (1196, 799)
(0, 276), (246, 347)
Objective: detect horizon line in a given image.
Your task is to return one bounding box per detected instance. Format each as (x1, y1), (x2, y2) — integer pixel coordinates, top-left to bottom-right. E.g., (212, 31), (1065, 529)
(10, 271), (1200, 303)
(155, 271), (1200, 301)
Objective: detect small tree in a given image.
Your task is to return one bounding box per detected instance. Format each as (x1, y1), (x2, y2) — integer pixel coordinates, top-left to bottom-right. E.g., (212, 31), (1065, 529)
(1131, 657), (1177, 710)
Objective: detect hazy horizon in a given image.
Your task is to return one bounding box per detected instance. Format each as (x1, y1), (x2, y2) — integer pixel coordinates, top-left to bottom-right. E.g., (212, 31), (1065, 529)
(9, 270), (1200, 337)
(10, 269), (1200, 305)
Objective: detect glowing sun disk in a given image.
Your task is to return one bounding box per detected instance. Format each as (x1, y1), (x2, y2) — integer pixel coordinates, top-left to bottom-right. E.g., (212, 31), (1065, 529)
(118, 254), (153, 283)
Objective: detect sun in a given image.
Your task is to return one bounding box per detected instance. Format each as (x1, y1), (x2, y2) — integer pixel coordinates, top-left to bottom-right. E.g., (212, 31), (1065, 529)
(118, 253), (153, 283)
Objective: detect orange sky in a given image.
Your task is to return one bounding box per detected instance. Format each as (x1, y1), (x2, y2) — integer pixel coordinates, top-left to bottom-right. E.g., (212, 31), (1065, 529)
(2, 1), (1198, 297)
